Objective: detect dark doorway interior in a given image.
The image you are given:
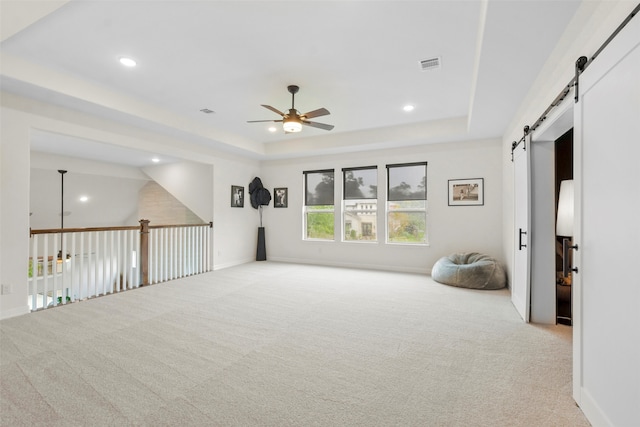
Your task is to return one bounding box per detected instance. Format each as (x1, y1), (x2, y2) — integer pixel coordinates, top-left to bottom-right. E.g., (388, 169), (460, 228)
(555, 128), (573, 325)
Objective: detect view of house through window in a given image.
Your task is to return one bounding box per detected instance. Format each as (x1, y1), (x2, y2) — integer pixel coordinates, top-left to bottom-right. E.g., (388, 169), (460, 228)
(387, 162), (428, 244)
(303, 169), (335, 240)
(343, 166), (377, 241)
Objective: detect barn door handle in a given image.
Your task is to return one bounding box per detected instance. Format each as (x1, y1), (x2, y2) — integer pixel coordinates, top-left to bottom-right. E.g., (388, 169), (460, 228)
(518, 228), (527, 250)
(562, 238), (579, 277)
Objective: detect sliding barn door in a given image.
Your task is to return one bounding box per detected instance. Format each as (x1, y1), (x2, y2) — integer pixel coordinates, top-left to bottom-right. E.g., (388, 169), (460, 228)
(512, 135), (531, 322)
(573, 15), (640, 426)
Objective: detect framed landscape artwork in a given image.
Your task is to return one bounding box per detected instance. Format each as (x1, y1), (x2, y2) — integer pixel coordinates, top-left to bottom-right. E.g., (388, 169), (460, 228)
(231, 185), (244, 207)
(448, 178), (484, 206)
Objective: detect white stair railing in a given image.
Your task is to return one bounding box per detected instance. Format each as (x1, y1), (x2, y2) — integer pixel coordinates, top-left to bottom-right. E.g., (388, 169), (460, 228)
(28, 221), (212, 311)
(146, 223), (211, 285)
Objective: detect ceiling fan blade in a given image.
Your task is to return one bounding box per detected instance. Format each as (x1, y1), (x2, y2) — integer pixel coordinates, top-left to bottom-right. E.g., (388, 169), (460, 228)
(247, 119), (283, 123)
(261, 104), (286, 117)
(301, 108), (330, 119)
(302, 120), (334, 131)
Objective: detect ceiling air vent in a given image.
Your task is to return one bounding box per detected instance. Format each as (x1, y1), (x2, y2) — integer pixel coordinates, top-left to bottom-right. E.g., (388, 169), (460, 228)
(200, 108), (215, 114)
(420, 57), (441, 71)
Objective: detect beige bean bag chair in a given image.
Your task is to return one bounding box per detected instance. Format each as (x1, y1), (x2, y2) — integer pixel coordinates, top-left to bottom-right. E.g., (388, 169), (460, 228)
(432, 252), (506, 290)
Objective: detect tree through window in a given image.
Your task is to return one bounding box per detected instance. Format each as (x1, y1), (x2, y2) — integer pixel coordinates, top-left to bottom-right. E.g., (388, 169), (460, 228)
(303, 169), (335, 240)
(387, 162), (428, 244)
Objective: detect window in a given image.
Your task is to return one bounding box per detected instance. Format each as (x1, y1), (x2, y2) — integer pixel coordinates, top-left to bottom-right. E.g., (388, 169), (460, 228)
(387, 162), (427, 244)
(304, 169), (335, 240)
(343, 166), (377, 241)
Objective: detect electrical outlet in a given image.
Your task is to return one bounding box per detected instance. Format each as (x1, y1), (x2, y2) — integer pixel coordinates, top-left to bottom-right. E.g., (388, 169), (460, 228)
(1, 284), (12, 295)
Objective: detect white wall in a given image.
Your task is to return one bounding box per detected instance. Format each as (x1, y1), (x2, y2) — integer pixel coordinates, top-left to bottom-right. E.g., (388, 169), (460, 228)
(211, 156), (262, 269)
(138, 181), (203, 225)
(30, 152), (149, 228)
(142, 161), (214, 223)
(0, 108), (30, 318)
(261, 138), (503, 274)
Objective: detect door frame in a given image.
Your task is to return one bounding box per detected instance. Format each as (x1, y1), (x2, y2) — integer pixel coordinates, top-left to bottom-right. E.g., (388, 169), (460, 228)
(522, 98), (573, 325)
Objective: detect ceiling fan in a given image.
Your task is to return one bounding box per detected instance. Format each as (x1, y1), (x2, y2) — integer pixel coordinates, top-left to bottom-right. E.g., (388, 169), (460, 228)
(247, 85), (334, 133)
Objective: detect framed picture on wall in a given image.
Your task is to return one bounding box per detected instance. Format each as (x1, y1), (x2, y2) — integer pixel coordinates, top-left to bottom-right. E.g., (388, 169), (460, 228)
(274, 187), (288, 208)
(448, 178), (484, 206)
(231, 185), (244, 207)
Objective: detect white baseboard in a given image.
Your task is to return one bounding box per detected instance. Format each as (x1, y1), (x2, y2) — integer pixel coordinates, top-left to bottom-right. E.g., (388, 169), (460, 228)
(268, 256), (429, 275)
(0, 304), (30, 320)
(579, 387), (614, 427)
(213, 257), (254, 271)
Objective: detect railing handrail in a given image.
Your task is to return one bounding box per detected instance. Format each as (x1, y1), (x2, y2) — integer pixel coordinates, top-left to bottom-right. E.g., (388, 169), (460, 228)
(149, 222), (212, 230)
(30, 222), (212, 236)
(30, 226), (140, 236)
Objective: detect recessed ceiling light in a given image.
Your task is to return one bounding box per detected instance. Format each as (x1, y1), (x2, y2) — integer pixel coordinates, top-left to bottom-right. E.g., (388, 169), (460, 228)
(151, 157), (160, 163)
(403, 105), (415, 112)
(268, 127), (277, 132)
(79, 196), (88, 202)
(119, 57), (137, 67)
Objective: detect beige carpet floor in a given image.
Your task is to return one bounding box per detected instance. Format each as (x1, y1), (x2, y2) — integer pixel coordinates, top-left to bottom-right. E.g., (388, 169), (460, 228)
(0, 262), (589, 426)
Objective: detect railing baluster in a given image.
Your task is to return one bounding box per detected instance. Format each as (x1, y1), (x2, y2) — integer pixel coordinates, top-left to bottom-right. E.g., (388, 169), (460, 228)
(30, 234), (38, 310)
(168, 228), (173, 281)
(95, 232), (101, 297)
(79, 232), (85, 300)
(28, 223), (211, 310)
(201, 225), (205, 272)
(129, 229), (133, 288)
(136, 228), (139, 287)
(149, 229), (159, 283)
(202, 225), (206, 272)
(195, 226), (199, 273)
(187, 227), (192, 276)
(52, 234), (59, 306)
(89, 232), (95, 298)
(169, 228), (172, 279)
(183, 227), (187, 277)
(191, 227), (196, 275)
(162, 228), (167, 282)
(101, 230), (107, 295)
(123, 230), (129, 290)
(192, 227), (198, 275)
(61, 233), (67, 305)
(133, 229), (138, 288)
(192, 227), (196, 274)
(70, 233), (77, 302)
(157, 228), (161, 283)
(42, 234), (47, 309)
(178, 227), (182, 278)
(108, 230), (114, 294)
(116, 231), (122, 292)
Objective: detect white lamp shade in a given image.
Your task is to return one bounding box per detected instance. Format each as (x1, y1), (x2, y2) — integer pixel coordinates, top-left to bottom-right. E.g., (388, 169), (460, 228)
(283, 120), (302, 133)
(556, 179), (574, 237)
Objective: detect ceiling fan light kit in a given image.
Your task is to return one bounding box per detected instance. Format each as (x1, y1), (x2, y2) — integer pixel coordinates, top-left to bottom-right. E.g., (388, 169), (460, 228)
(283, 117), (302, 133)
(248, 85), (334, 133)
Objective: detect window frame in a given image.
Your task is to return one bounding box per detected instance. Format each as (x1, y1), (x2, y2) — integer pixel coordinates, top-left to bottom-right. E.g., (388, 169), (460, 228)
(386, 162), (428, 245)
(342, 166), (378, 243)
(303, 169), (335, 241)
